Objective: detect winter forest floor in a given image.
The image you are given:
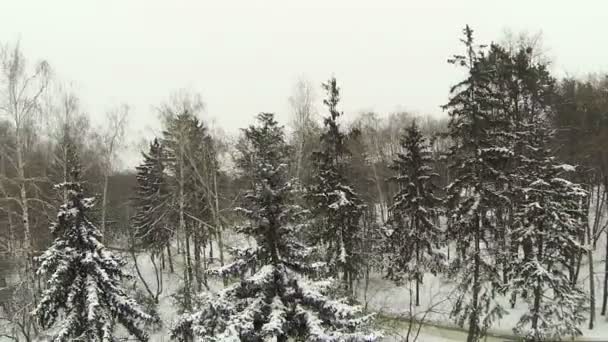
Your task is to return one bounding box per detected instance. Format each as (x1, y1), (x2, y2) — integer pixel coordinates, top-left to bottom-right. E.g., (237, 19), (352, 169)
(2, 227), (606, 341)
(113, 229), (608, 342)
(4, 230), (607, 341)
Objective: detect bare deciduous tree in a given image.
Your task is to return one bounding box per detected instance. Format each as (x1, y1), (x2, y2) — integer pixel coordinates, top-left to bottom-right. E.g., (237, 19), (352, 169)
(288, 77), (317, 180)
(44, 84), (90, 202)
(0, 41), (50, 342)
(0, 42), (50, 258)
(99, 104), (129, 240)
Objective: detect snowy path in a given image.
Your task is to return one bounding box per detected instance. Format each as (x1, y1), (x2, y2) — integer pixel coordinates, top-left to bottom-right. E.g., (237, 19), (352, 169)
(380, 317), (608, 342)
(361, 273), (608, 341)
(122, 231), (608, 341)
(378, 314), (513, 341)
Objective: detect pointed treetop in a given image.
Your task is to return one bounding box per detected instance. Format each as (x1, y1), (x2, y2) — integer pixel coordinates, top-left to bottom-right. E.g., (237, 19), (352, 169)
(322, 77), (341, 121)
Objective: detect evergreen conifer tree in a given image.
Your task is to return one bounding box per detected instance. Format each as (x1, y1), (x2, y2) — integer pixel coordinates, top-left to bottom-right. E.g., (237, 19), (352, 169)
(309, 77), (366, 292)
(443, 26), (510, 342)
(385, 121), (444, 307)
(170, 113), (378, 342)
(34, 178), (152, 341)
(510, 117), (587, 340)
(132, 138), (172, 253)
(501, 47), (588, 340)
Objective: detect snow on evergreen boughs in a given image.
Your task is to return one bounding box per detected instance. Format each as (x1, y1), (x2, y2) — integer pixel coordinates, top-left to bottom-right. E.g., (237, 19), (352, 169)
(476, 38), (589, 340)
(443, 26), (511, 341)
(385, 121), (445, 286)
(309, 78), (366, 287)
(510, 118), (587, 340)
(171, 264), (378, 342)
(33, 181), (153, 341)
(170, 113), (378, 341)
(132, 138), (172, 252)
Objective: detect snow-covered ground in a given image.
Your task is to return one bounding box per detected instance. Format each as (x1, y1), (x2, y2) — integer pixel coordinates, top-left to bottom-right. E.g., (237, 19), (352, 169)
(362, 271), (608, 341)
(4, 225), (608, 341)
(122, 230), (608, 341)
(121, 230), (250, 341)
(358, 244), (608, 341)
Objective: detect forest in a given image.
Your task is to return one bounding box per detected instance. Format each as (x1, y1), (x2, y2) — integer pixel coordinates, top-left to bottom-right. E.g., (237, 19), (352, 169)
(1, 26), (608, 342)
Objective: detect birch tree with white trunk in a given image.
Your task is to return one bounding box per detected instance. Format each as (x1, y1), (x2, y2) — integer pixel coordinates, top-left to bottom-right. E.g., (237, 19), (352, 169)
(0, 41), (51, 342)
(99, 104), (129, 241)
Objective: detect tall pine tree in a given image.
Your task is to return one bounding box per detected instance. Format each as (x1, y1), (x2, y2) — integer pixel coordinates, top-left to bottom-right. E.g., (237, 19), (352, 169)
(34, 178), (152, 341)
(171, 113), (378, 342)
(510, 118), (587, 340)
(309, 77), (366, 293)
(504, 47), (588, 340)
(443, 26), (510, 342)
(132, 138), (172, 254)
(385, 121), (444, 307)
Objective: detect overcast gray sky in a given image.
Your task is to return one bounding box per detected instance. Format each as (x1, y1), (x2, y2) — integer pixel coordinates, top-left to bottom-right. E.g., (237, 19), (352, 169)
(1, 0), (607, 166)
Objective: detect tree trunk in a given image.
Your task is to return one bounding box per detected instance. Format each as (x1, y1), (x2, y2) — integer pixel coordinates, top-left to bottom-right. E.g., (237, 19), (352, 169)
(349, 271), (354, 297)
(160, 248), (166, 270)
(184, 227), (193, 288)
(509, 206), (518, 309)
(16, 142), (32, 256)
(447, 222), (450, 261)
(101, 173), (109, 241)
(167, 243), (174, 273)
(588, 222), (596, 329)
(213, 170), (226, 286)
(466, 214), (481, 342)
(405, 281), (414, 342)
(415, 274), (420, 308)
(201, 243), (209, 290)
(592, 185), (603, 249)
(193, 223), (203, 292)
(573, 239), (584, 287)
(415, 239), (421, 307)
(602, 229), (608, 315)
(151, 253), (163, 300)
(295, 134), (304, 180)
(531, 281), (542, 338)
(7, 208), (15, 256)
(182, 254), (191, 310)
(497, 206), (509, 285)
(16, 141), (37, 307)
(364, 256), (370, 312)
(370, 161), (386, 221)
(179, 146), (191, 310)
(62, 145), (69, 202)
(208, 235), (214, 260)
(176, 230), (182, 254)
(530, 224), (545, 338)
(130, 243), (158, 303)
(0, 154), (15, 256)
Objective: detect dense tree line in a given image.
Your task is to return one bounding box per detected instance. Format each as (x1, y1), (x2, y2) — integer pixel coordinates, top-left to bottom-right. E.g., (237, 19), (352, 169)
(1, 25), (608, 342)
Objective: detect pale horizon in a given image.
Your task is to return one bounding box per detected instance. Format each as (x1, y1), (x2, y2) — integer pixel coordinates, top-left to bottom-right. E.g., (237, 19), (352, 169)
(1, 1), (607, 167)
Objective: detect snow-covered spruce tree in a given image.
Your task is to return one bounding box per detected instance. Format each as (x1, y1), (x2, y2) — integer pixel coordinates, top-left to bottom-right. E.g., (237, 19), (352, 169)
(473, 42), (589, 338)
(309, 77), (366, 293)
(510, 118), (587, 341)
(503, 53), (589, 339)
(33, 179), (153, 341)
(385, 121), (445, 307)
(132, 138), (172, 254)
(170, 113), (378, 342)
(443, 26), (510, 342)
